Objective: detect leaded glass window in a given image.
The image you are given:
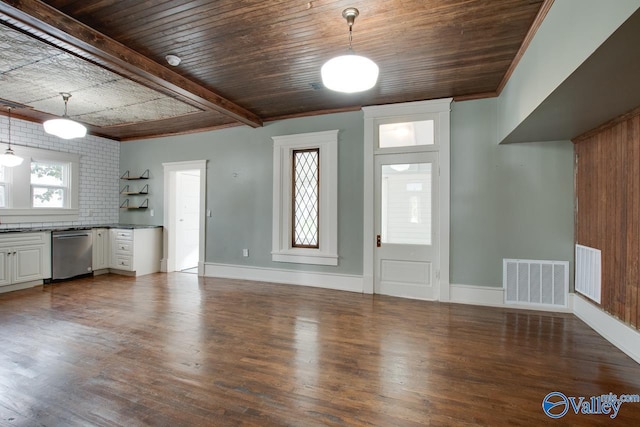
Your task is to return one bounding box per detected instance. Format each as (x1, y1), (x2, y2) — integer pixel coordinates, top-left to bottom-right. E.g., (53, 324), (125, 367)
(292, 148), (319, 248)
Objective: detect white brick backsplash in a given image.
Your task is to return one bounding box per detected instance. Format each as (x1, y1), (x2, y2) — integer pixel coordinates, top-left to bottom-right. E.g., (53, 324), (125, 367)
(1, 117), (119, 228)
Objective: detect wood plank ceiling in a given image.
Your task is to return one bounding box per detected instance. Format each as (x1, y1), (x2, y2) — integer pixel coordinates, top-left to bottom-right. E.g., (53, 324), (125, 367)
(0, 0), (546, 141)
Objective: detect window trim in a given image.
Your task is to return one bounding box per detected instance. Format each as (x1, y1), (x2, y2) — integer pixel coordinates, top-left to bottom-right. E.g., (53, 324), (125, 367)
(272, 130), (338, 266)
(0, 146), (79, 223)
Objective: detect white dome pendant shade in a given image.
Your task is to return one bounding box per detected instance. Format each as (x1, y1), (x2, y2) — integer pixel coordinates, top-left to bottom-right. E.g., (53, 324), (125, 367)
(321, 8), (379, 93)
(43, 93), (87, 140)
(321, 53), (379, 93)
(43, 118), (87, 140)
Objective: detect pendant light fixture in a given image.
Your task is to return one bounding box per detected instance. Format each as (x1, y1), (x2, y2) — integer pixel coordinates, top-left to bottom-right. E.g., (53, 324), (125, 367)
(43, 93), (87, 140)
(0, 107), (24, 168)
(321, 7), (379, 93)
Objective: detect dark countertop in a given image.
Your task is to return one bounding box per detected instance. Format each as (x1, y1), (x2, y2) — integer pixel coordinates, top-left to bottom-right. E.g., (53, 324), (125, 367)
(0, 224), (162, 233)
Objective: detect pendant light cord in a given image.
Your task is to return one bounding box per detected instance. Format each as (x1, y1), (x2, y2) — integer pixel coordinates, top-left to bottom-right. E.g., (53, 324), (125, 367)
(61, 93), (71, 118)
(7, 107), (13, 149)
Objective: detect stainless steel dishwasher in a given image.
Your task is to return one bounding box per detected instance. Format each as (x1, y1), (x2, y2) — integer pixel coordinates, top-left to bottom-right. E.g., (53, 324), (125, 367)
(51, 230), (93, 280)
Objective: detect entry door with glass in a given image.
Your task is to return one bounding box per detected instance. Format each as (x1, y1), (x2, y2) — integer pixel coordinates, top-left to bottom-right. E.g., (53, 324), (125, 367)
(374, 152), (439, 299)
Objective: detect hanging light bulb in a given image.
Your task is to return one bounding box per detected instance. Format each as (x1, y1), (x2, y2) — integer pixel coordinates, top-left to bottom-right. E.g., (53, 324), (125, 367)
(0, 107), (24, 168)
(43, 93), (87, 140)
(321, 8), (379, 93)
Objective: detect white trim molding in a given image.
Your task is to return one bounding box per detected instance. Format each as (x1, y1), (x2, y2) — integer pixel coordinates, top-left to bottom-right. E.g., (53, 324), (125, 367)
(362, 98), (452, 298)
(204, 263), (363, 293)
(162, 160), (207, 275)
(573, 294), (640, 365)
(449, 284), (505, 307)
(271, 130), (339, 266)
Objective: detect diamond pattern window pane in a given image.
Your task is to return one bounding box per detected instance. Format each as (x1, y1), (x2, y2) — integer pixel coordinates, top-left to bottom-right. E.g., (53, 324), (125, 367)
(292, 149), (319, 248)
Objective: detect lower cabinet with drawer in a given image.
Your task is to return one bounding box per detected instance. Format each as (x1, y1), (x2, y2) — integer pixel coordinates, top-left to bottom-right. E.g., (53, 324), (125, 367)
(0, 232), (51, 290)
(109, 228), (162, 276)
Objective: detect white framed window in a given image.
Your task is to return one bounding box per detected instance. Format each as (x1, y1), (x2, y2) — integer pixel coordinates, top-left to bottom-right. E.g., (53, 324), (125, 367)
(0, 166), (8, 208)
(0, 146), (79, 222)
(272, 130), (338, 266)
(31, 160), (69, 208)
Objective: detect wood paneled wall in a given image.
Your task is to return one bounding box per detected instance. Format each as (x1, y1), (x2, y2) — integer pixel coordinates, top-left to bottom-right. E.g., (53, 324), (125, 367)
(574, 110), (640, 329)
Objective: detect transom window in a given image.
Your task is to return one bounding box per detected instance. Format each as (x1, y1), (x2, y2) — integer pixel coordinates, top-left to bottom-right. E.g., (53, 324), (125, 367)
(379, 120), (434, 148)
(292, 148), (320, 248)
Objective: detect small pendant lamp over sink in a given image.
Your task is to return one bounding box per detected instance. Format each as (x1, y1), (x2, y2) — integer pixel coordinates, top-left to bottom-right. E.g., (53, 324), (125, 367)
(43, 93), (87, 140)
(321, 8), (379, 93)
(0, 107), (24, 167)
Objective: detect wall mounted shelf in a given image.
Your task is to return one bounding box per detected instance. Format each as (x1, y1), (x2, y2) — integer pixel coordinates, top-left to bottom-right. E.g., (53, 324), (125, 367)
(120, 184), (148, 195)
(120, 199), (148, 209)
(120, 169), (149, 180)
(120, 170), (150, 211)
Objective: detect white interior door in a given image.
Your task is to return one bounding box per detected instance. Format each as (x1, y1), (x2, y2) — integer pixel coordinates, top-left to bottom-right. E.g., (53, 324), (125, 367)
(175, 170), (200, 271)
(375, 152), (439, 299)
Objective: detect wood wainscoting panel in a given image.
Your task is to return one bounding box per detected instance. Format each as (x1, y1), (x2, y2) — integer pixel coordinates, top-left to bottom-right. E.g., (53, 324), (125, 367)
(575, 111), (640, 329)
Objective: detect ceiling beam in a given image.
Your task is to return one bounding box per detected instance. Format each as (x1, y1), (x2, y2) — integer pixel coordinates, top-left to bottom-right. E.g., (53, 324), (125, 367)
(0, 0), (263, 128)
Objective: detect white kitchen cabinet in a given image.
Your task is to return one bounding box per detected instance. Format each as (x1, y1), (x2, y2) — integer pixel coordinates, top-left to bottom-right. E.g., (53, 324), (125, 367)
(0, 232), (51, 289)
(92, 228), (110, 272)
(109, 227), (162, 276)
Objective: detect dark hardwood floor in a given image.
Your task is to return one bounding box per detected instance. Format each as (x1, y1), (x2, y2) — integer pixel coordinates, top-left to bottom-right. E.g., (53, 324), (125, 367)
(0, 273), (639, 426)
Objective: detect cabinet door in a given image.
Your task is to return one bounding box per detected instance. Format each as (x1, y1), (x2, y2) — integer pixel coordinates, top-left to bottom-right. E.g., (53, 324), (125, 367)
(0, 248), (11, 286)
(92, 229), (110, 270)
(13, 245), (45, 283)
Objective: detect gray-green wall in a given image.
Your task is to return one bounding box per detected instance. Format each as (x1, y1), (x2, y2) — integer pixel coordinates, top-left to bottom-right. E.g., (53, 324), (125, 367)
(120, 111), (364, 275)
(121, 100), (575, 287)
(497, 0), (640, 142)
(451, 98), (574, 287)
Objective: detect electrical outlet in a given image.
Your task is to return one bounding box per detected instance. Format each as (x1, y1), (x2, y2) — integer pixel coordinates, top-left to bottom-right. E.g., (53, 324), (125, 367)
(242, 249), (249, 257)
(150, 209), (154, 217)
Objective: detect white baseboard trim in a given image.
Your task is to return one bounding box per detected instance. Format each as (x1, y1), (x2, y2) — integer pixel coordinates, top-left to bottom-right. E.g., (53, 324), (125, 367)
(573, 293), (640, 365)
(0, 280), (43, 294)
(203, 263), (364, 293)
(449, 283), (573, 313)
(449, 284), (505, 307)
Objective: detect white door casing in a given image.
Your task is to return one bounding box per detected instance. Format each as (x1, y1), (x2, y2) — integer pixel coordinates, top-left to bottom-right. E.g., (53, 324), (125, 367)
(162, 160), (207, 275)
(363, 98), (452, 300)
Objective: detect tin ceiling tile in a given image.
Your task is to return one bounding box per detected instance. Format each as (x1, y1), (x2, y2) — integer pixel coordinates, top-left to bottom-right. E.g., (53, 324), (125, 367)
(77, 97), (201, 127)
(0, 24), (62, 73)
(1, 22), (201, 127)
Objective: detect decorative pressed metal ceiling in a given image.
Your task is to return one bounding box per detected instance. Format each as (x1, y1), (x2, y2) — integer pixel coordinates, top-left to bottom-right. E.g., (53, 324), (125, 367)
(0, 24), (201, 128)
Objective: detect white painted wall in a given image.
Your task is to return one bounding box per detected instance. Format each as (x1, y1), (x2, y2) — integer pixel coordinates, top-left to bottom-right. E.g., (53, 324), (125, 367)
(497, 0), (640, 142)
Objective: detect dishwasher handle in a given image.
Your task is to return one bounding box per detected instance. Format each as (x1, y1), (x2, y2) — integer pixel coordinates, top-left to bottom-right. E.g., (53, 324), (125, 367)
(53, 233), (91, 239)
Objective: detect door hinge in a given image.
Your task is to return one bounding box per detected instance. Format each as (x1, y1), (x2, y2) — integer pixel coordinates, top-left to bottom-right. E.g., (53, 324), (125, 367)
(376, 234), (381, 248)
